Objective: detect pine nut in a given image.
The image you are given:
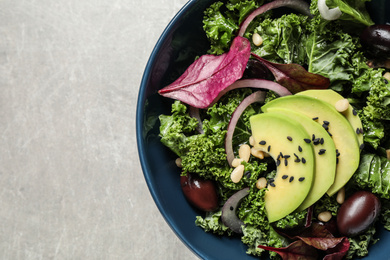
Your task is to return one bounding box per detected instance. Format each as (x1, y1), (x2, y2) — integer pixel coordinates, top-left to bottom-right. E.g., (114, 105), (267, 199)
(175, 158), (182, 168)
(336, 187), (345, 204)
(231, 158), (244, 168)
(239, 144), (251, 162)
(318, 211), (332, 222)
(251, 147), (264, 159)
(335, 98), (349, 113)
(249, 136), (255, 146)
(252, 33), (263, 46)
(256, 177), (267, 189)
(384, 72), (390, 82)
(231, 165), (244, 183)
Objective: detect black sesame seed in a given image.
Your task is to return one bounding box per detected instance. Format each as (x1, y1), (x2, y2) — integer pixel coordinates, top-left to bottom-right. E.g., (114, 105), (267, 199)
(276, 160), (281, 167)
(287, 136), (293, 141)
(259, 140), (266, 145)
(360, 143), (365, 150)
(312, 134), (316, 141)
(268, 145), (271, 152)
(230, 206), (234, 211)
(322, 124), (329, 130)
(277, 154), (281, 160)
(328, 131), (332, 137)
(289, 176), (294, 182)
(294, 153), (299, 159)
(313, 138), (320, 145)
(285, 158), (288, 166)
(304, 138), (311, 144)
(336, 157), (339, 164)
(385, 78), (389, 84)
(356, 128), (360, 134)
(336, 151), (340, 157)
(318, 149), (326, 155)
(282, 175), (288, 179)
(280, 152), (284, 158)
(312, 117), (319, 121)
(323, 120), (330, 125)
(244, 171), (251, 178)
(299, 177), (305, 182)
(352, 109), (357, 116)
(320, 138), (324, 145)
(270, 182), (276, 187)
(302, 157), (306, 164)
(268, 178), (274, 182)
(295, 158), (301, 163)
(284, 155), (291, 159)
(298, 146), (303, 152)
(360, 128), (364, 134)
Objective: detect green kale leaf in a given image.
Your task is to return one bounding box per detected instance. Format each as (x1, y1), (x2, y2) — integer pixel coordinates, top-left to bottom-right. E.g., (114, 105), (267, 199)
(346, 226), (379, 259)
(325, 0), (374, 26)
(352, 153), (390, 199)
(195, 209), (233, 236)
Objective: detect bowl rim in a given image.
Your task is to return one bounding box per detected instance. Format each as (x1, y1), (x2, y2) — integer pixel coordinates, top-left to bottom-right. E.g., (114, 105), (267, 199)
(136, 0), (203, 258)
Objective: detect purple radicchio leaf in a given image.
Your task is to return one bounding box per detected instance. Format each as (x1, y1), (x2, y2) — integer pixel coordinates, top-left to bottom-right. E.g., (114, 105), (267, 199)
(158, 36), (251, 109)
(251, 53), (330, 94)
(258, 240), (318, 260)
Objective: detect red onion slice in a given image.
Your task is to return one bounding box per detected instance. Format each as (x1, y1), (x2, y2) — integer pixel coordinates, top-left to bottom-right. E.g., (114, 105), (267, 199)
(225, 91), (266, 166)
(318, 0), (342, 21)
(214, 79), (292, 107)
(238, 0), (312, 37)
(189, 106), (204, 134)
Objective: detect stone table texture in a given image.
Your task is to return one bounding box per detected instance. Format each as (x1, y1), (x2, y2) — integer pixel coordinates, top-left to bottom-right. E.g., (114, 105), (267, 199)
(0, 0), (198, 259)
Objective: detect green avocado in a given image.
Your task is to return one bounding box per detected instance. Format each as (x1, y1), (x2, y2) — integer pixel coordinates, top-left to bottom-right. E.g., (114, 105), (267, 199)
(250, 112), (314, 223)
(297, 89), (364, 148)
(262, 95), (360, 196)
(265, 108), (337, 211)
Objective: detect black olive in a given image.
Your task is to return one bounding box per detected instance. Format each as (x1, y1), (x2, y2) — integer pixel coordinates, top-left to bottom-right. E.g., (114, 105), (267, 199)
(242, 59), (273, 80)
(360, 24), (390, 59)
(336, 191), (381, 237)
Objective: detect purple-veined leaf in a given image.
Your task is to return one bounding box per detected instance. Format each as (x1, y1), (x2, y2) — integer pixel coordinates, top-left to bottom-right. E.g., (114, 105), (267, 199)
(252, 53), (330, 93)
(323, 237), (350, 260)
(258, 240), (318, 260)
(158, 36), (251, 109)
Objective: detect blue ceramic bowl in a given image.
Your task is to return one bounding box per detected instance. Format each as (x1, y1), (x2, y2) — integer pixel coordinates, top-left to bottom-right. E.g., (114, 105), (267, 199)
(136, 1), (390, 259)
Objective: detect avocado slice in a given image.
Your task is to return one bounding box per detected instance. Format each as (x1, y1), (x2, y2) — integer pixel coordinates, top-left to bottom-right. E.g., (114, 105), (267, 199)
(250, 112), (315, 222)
(266, 108), (337, 211)
(262, 95), (360, 196)
(297, 89), (364, 148)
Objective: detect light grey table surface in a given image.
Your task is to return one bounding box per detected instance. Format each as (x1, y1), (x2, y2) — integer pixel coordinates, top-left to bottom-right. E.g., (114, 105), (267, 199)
(1, 0), (199, 259)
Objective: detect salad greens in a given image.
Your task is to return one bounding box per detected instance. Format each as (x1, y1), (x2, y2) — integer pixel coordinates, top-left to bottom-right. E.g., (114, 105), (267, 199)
(158, 0), (390, 259)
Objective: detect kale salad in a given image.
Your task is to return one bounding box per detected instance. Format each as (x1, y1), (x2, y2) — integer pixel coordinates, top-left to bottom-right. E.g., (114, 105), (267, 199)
(157, 0), (390, 259)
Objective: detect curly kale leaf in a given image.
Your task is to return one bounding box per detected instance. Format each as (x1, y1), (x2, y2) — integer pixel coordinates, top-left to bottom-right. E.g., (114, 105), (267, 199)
(195, 209), (233, 236)
(159, 101), (200, 156)
(313, 195), (340, 217)
(251, 14), (308, 64)
(362, 72), (390, 121)
(274, 210), (308, 230)
(380, 199), (390, 231)
(203, 0), (262, 55)
(203, 2), (239, 55)
(346, 226), (379, 259)
(242, 225), (287, 258)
